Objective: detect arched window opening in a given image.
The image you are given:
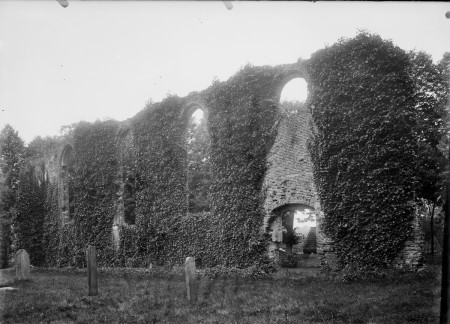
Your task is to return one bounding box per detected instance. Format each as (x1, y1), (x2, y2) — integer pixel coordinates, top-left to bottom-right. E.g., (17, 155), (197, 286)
(186, 107), (211, 213)
(117, 129), (136, 226)
(60, 144), (74, 221)
(279, 78), (308, 115)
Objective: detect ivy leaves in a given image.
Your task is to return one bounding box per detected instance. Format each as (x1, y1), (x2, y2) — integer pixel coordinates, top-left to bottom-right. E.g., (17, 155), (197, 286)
(307, 32), (425, 271)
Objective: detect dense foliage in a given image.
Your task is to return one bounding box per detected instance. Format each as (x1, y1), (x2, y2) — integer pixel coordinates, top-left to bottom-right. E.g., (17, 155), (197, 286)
(0, 125), (25, 268)
(42, 182), (61, 267)
(408, 51), (449, 203)
(70, 121), (120, 265)
(306, 32), (445, 271)
(121, 65), (286, 268)
(131, 96), (188, 266)
(13, 164), (46, 266)
(205, 65), (283, 267)
(1, 64), (286, 270)
(3, 38), (445, 272)
(36, 121), (121, 267)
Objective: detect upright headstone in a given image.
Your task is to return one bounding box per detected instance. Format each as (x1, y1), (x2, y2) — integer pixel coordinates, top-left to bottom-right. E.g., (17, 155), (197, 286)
(15, 249), (30, 280)
(185, 257), (198, 302)
(86, 245), (98, 296)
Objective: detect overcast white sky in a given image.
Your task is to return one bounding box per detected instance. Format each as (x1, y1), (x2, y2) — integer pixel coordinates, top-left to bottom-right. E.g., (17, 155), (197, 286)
(0, 1), (449, 144)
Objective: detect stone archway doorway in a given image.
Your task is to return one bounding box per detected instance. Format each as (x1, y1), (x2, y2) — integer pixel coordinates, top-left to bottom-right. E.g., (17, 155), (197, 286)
(270, 203), (320, 268)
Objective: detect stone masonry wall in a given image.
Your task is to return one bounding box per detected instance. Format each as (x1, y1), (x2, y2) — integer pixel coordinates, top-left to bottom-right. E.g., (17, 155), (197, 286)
(263, 104), (331, 257)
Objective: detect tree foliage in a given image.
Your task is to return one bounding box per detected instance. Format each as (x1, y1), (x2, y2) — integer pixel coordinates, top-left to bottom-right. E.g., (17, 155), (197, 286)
(408, 51), (449, 203)
(26, 135), (61, 159)
(132, 96), (188, 265)
(0, 125), (25, 268)
(13, 164), (47, 266)
(0, 125), (25, 206)
(70, 120), (120, 265)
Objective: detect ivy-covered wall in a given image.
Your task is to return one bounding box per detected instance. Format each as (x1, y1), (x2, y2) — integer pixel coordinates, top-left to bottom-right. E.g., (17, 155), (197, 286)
(13, 34), (433, 271)
(306, 32), (427, 271)
(262, 100), (329, 258)
(16, 63), (305, 269)
(204, 65), (287, 267)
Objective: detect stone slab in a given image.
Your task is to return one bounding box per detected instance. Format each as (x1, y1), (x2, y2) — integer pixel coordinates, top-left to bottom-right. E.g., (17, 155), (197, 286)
(15, 249), (30, 280)
(185, 257), (197, 302)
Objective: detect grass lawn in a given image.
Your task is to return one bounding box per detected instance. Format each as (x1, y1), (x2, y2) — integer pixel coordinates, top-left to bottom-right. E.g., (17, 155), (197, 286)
(0, 266), (441, 323)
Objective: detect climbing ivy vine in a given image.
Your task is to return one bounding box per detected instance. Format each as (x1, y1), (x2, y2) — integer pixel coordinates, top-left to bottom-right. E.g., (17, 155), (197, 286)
(307, 32), (422, 271)
(8, 36), (442, 273)
(204, 65), (284, 268)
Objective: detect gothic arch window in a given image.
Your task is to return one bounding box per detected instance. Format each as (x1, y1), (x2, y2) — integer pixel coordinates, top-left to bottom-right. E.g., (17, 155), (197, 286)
(60, 144), (74, 221)
(184, 104), (211, 213)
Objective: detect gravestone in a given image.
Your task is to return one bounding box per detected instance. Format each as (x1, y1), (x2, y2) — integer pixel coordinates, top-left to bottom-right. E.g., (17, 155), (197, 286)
(185, 257), (198, 302)
(15, 249), (30, 280)
(86, 245), (98, 296)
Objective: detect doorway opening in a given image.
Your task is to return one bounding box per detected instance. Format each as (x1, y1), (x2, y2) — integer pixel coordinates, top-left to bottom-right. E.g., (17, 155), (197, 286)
(270, 203), (319, 268)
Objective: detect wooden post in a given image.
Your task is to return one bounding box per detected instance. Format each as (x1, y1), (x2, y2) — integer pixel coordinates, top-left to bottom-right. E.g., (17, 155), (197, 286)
(185, 257), (197, 302)
(431, 202), (435, 262)
(440, 114), (450, 323)
(86, 245), (98, 296)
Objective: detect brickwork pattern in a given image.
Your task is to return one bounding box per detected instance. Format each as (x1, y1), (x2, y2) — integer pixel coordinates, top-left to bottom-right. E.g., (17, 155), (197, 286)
(263, 104), (331, 257)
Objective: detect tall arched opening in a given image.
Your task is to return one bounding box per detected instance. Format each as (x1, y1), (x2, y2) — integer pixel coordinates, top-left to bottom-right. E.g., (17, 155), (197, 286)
(185, 105), (211, 214)
(112, 128), (136, 250)
(263, 71), (324, 267)
(120, 130), (136, 226)
(60, 144), (74, 222)
(270, 203), (317, 255)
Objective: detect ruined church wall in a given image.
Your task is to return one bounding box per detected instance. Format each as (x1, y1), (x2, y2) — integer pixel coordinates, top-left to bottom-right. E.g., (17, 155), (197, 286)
(263, 105), (330, 256)
(20, 60), (423, 270)
(264, 108), (317, 213)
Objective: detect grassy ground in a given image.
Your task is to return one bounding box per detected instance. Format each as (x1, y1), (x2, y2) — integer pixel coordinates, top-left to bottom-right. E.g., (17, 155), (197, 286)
(0, 266), (441, 323)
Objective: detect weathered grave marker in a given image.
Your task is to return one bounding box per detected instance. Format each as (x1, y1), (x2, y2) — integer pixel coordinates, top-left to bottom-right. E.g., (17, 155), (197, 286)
(185, 257), (198, 302)
(86, 245), (98, 296)
(15, 249), (30, 280)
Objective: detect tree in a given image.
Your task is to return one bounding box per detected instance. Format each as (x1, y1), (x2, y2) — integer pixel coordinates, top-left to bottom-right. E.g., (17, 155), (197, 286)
(0, 125), (25, 268)
(13, 165), (46, 266)
(26, 135), (60, 159)
(438, 51), (450, 323)
(408, 51), (448, 203)
(407, 51), (449, 262)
